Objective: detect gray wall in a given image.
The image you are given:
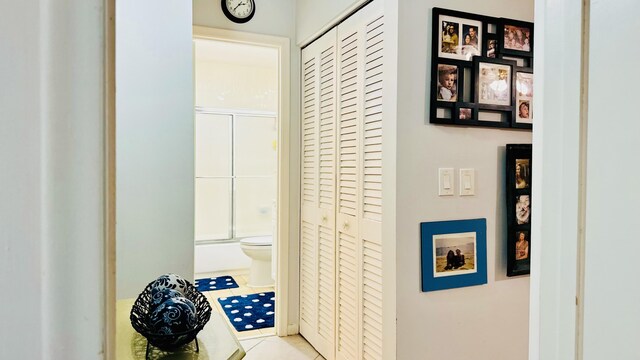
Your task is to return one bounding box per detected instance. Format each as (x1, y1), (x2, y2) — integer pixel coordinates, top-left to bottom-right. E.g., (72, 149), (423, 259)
(396, 0), (534, 359)
(116, 1), (195, 299)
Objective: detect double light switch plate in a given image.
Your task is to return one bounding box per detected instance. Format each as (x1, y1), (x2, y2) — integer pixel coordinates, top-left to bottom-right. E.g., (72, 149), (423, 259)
(438, 168), (475, 196)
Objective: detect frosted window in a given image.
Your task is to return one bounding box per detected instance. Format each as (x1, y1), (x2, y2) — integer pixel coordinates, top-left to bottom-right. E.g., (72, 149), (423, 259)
(235, 115), (277, 177)
(235, 177), (276, 237)
(195, 114), (232, 177)
(195, 178), (232, 241)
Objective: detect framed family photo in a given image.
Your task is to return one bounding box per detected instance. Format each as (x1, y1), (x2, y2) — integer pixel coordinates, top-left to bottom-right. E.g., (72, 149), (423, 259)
(434, 8), (484, 61)
(506, 144), (532, 276)
(421, 218), (487, 292)
(498, 19), (534, 57)
(437, 13), (483, 61)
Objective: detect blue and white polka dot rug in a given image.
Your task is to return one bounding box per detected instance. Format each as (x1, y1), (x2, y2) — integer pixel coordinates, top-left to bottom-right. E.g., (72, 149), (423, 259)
(218, 292), (275, 331)
(194, 276), (239, 292)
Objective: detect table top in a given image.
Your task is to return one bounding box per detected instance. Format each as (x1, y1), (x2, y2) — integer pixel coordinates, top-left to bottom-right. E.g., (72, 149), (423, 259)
(117, 298), (245, 360)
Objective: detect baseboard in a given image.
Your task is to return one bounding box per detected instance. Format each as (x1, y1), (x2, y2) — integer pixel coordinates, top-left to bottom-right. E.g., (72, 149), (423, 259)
(287, 323), (299, 336)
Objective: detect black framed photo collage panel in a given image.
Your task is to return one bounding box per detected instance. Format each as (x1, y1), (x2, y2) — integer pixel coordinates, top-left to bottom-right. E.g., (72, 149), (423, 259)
(430, 8), (534, 130)
(506, 144), (532, 276)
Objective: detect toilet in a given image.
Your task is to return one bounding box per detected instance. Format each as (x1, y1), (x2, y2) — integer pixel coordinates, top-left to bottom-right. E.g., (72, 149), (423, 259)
(240, 236), (274, 287)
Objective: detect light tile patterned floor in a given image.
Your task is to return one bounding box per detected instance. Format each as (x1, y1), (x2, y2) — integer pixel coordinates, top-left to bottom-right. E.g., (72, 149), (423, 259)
(196, 270), (276, 340)
(241, 335), (325, 360)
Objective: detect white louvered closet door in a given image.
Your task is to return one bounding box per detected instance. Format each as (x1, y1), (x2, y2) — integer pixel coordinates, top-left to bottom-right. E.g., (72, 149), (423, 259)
(300, 1), (385, 359)
(335, 1), (384, 360)
(300, 27), (338, 360)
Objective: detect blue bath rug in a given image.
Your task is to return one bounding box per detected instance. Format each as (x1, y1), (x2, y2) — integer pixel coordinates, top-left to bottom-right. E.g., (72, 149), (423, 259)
(194, 276), (239, 292)
(218, 292), (275, 331)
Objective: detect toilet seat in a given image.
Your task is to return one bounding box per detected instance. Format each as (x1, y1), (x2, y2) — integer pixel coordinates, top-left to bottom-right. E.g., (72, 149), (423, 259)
(240, 236), (272, 246)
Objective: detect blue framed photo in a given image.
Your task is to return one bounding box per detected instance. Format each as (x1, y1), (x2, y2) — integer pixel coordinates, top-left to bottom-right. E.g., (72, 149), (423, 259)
(421, 218), (487, 292)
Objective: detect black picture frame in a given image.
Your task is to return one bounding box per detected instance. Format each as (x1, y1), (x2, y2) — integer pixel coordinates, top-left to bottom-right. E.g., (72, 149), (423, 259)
(429, 7), (534, 130)
(506, 144), (532, 277)
(498, 18), (534, 58)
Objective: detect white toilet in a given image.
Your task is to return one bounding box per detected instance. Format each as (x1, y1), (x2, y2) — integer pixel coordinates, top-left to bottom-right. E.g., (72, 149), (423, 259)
(240, 236), (274, 287)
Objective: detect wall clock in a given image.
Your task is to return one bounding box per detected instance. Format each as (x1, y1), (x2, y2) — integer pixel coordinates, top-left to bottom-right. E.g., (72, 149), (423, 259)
(221, 0), (255, 24)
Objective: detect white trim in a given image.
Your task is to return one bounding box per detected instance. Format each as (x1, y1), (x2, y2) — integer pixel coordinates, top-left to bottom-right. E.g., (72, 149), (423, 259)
(381, 1), (397, 357)
(193, 26), (293, 337)
(288, 323), (300, 335)
(575, 0), (591, 357)
(529, 0), (585, 358)
(195, 106), (277, 117)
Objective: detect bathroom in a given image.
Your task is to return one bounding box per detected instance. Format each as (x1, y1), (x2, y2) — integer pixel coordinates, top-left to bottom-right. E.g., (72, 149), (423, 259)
(193, 36), (280, 338)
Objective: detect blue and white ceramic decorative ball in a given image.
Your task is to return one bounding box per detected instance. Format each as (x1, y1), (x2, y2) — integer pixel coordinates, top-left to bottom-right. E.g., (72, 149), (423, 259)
(151, 273), (188, 296)
(150, 297), (197, 335)
(149, 288), (182, 313)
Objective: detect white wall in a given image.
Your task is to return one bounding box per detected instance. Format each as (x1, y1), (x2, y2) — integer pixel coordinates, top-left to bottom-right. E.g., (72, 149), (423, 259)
(193, 0), (301, 331)
(296, 0), (366, 45)
(1, 1), (106, 359)
(116, 1), (195, 299)
(396, 1), (533, 359)
(582, 0), (640, 358)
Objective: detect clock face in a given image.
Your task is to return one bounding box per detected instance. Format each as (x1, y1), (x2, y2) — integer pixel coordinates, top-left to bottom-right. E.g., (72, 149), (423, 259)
(225, 0), (254, 20)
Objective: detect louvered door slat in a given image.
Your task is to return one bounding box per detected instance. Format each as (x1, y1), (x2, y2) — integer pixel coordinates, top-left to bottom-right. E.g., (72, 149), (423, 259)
(362, 238), (383, 360)
(337, 231), (358, 359)
(300, 220), (316, 331)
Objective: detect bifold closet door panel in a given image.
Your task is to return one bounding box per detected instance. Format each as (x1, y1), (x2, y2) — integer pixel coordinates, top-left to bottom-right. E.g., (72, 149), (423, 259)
(299, 27), (337, 360)
(335, 1), (385, 359)
(360, 9), (384, 360)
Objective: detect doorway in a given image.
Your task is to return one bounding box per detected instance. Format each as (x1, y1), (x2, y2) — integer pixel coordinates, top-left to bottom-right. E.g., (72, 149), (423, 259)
(193, 27), (291, 338)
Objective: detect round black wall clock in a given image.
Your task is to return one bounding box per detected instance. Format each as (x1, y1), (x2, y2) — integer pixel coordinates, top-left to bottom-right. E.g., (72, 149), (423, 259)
(221, 0), (255, 24)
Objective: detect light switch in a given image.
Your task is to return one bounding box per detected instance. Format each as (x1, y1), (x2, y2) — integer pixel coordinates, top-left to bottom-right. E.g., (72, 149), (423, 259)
(438, 168), (454, 196)
(460, 168), (475, 196)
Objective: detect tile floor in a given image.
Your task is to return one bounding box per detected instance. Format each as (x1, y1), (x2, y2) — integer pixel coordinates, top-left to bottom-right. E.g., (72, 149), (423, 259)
(240, 335), (325, 360)
(197, 270), (324, 359)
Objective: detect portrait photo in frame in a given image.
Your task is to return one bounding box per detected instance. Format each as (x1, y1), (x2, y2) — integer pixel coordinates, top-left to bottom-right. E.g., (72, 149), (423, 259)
(421, 218), (487, 292)
(436, 64), (459, 102)
(515, 70), (533, 126)
(437, 12), (483, 61)
(506, 144), (532, 276)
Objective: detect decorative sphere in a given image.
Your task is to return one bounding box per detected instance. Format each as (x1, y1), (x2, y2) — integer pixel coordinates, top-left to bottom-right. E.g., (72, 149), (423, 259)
(150, 297), (197, 335)
(151, 273), (188, 296)
(149, 288), (182, 313)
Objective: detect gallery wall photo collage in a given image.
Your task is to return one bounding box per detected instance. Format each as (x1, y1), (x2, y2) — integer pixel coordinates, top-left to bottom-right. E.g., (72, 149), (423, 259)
(430, 7), (534, 130)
